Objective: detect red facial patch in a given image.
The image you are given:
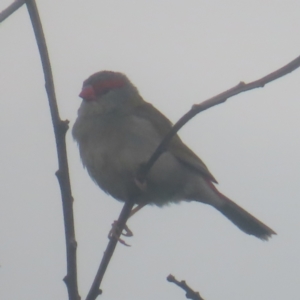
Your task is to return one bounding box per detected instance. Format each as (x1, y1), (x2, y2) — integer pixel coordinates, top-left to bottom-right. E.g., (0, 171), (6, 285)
(93, 78), (125, 97)
(79, 85), (96, 101)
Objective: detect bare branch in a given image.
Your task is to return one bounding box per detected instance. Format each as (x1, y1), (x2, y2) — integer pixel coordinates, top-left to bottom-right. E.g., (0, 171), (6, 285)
(167, 274), (205, 300)
(86, 199), (135, 300)
(0, 0), (26, 22)
(137, 55), (300, 184)
(25, 1), (80, 299)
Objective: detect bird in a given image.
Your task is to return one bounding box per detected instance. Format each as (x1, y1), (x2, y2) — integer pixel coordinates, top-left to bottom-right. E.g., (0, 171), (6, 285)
(72, 70), (276, 241)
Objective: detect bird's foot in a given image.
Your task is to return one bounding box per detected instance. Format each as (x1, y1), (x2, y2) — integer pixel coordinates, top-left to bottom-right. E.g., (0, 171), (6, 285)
(108, 220), (133, 247)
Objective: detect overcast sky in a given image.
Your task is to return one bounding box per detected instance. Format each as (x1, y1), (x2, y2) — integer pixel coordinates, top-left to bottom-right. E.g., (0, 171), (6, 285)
(1, 1), (300, 300)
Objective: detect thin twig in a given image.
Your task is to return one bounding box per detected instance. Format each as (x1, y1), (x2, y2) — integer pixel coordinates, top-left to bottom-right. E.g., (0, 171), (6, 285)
(86, 199), (135, 300)
(25, 1), (80, 300)
(167, 274), (205, 300)
(0, 0), (26, 22)
(137, 55), (300, 183)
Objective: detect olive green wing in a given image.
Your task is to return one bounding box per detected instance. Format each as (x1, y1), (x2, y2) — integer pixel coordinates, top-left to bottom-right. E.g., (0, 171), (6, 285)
(133, 102), (218, 183)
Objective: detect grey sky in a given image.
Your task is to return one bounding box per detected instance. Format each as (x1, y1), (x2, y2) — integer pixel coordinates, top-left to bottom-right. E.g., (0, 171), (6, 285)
(1, 1), (300, 299)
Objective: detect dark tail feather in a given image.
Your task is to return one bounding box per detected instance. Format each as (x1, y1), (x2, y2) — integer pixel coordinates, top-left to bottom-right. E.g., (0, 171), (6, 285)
(217, 197), (276, 240)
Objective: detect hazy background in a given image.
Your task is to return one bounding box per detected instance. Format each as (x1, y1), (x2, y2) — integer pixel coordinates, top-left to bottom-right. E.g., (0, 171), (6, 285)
(1, 1), (299, 299)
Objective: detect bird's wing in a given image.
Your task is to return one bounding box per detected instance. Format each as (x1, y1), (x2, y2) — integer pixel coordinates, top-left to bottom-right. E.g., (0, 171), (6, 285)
(133, 102), (218, 183)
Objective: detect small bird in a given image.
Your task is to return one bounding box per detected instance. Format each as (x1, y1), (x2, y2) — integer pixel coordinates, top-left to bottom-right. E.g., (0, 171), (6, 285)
(73, 71), (276, 240)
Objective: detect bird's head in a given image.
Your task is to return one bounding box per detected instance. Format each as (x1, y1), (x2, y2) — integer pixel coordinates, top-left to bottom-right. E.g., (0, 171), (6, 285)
(79, 71), (130, 101)
(77, 71), (142, 116)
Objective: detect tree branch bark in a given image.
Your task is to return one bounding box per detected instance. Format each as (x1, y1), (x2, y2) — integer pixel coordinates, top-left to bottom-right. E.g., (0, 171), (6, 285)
(25, 1), (80, 299)
(0, 0), (26, 22)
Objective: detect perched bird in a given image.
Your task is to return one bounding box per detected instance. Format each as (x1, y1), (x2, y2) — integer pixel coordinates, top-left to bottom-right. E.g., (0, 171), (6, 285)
(73, 71), (276, 240)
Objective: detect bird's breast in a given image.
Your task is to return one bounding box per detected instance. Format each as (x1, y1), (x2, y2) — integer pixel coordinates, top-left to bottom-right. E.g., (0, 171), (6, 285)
(75, 114), (161, 201)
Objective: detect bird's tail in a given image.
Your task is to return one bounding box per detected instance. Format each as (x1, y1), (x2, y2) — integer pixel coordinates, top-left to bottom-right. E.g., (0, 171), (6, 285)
(216, 195), (276, 240)
(195, 181), (276, 240)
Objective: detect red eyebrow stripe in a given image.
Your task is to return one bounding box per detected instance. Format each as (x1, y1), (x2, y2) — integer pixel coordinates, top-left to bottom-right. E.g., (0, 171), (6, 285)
(93, 78), (125, 96)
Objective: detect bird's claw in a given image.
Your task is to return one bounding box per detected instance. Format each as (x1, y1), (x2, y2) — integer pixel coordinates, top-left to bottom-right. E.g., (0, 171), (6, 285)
(108, 221), (133, 247)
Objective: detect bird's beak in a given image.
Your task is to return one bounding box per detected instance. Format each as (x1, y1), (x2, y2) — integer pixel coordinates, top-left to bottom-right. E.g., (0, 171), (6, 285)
(79, 85), (96, 101)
